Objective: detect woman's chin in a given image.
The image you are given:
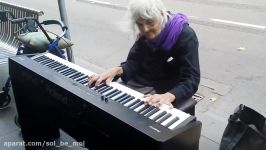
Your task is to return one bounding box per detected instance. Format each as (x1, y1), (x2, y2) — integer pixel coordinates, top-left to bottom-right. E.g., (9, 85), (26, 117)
(145, 36), (156, 41)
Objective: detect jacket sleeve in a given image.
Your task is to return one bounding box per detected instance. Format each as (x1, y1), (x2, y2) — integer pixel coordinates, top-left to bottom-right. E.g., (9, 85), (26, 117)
(168, 25), (200, 105)
(120, 39), (143, 83)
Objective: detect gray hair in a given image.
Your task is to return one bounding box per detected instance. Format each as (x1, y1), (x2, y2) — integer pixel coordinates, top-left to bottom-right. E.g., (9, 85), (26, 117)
(127, 0), (168, 35)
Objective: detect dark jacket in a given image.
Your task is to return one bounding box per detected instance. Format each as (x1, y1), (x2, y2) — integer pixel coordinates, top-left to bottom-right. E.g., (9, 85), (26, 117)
(120, 23), (200, 106)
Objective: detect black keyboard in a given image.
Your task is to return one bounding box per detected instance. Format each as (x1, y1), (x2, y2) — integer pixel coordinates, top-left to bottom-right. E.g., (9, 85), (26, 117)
(9, 53), (201, 150)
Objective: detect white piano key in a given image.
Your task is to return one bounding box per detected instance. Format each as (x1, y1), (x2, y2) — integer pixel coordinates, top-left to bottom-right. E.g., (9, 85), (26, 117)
(130, 102), (145, 110)
(111, 92), (128, 101)
(75, 75), (88, 81)
(111, 92), (127, 100)
(50, 64), (63, 70)
(165, 106), (191, 123)
(58, 67), (70, 73)
(43, 61), (54, 66)
(156, 113), (172, 123)
(161, 115), (178, 126)
(102, 88), (116, 96)
(124, 98), (138, 107)
(134, 104), (146, 112)
(106, 90), (121, 98)
(66, 72), (78, 78)
(168, 117), (188, 130)
(149, 109), (165, 120)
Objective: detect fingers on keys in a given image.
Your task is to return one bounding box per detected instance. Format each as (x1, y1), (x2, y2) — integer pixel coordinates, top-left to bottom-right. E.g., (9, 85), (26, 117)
(88, 74), (100, 87)
(144, 94), (173, 109)
(87, 74), (113, 87)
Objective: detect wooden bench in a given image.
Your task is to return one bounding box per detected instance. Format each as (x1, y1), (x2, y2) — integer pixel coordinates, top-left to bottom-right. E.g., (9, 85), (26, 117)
(0, 1), (43, 54)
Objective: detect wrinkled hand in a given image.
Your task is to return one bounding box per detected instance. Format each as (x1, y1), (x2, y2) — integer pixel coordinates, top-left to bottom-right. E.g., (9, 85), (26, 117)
(87, 67), (123, 87)
(144, 92), (175, 109)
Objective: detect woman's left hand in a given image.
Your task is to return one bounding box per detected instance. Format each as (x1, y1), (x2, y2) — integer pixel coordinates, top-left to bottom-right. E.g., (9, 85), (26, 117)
(144, 92), (175, 109)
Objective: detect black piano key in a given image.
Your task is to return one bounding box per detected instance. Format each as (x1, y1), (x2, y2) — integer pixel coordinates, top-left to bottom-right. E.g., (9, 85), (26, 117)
(95, 85), (107, 91)
(61, 69), (75, 75)
(120, 96), (135, 105)
(151, 111), (167, 121)
(69, 72), (82, 79)
(113, 93), (127, 101)
(54, 65), (67, 71)
(144, 107), (160, 117)
(76, 75), (88, 82)
(61, 70), (73, 76)
(49, 61), (60, 65)
(59, 66), (71, 74)
(93, 83), (106, 90)
(104, 89), (118, 97)
(164, 117), (180, 128)
(126, 99), (141, 108)
(62, 70), (74, 76)
(60, 68), (72, 74)
(123, 98), (137, 106)
(139, 106), (155, 115)
(34, 56), (47, 62)
(65, 70), (78, 76)
(44, 61), (56, 66)
(99, 86), (113, 94)
(68, 69), (78, 74)
(119, 96), (131, 104)
(68, 72), (81, 79)
(97, 86), (109, 93)
(51, 62), (62, 68)
(138, 104), (151, 114)
(107, 90), (122, 99)
(52, 63), (64, 69)
(116, 95), (130, 103)
(54, 64), (67, 70)
(72, 73), (85, 80)
(47, 62), (59, 68)
(66, 70), (78, 77)
(44, 60), (56, 66)
(37, 59), (49, 64)
(79, 77), (90, 84)
(79, 79), (89, 85)
(75, 76), (89, 83)
(80, 80), (88, 85)
(102, 88), (116, 96)
(39, 59), (52, 64)
(41, 58), (53, 63)
(156, 113), (172, 124)
(66, 72), (77, 78)
(33, 56), (46, 62)
(130, 101), (144, 110)
(88, 82), (98, 89)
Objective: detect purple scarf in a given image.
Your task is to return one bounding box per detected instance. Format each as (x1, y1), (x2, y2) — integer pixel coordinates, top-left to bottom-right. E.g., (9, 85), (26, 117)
(147, 13), (188, 51)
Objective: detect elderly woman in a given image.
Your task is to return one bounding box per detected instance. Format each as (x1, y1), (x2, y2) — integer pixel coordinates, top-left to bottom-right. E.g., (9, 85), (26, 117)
(88, 0), (200, 114)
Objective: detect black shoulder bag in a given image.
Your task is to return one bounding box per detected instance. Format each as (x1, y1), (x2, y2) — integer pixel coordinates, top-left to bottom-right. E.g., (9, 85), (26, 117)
(219, 104), (266, 150)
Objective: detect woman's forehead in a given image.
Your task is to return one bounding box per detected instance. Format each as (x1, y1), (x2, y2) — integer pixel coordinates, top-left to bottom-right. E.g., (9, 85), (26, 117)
(136, 17), (157, 23)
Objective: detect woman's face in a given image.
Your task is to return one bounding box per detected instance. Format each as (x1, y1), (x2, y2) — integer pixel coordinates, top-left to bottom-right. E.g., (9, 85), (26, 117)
(136, 17), (162, 41)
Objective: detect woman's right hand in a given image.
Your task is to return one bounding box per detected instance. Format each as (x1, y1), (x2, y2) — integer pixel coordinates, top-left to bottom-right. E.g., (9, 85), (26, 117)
(87, 67), (123, 87)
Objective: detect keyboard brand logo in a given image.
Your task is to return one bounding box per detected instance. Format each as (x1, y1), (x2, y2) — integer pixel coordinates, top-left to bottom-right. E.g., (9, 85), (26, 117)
(149, 126), (161, 133)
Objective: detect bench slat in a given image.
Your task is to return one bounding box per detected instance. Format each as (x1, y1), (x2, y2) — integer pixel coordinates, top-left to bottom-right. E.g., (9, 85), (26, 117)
(0, 1), (43, 53)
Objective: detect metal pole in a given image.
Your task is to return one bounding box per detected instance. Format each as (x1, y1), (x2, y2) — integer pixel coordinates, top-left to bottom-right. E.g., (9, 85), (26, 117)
(58, 0), (75, 62)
